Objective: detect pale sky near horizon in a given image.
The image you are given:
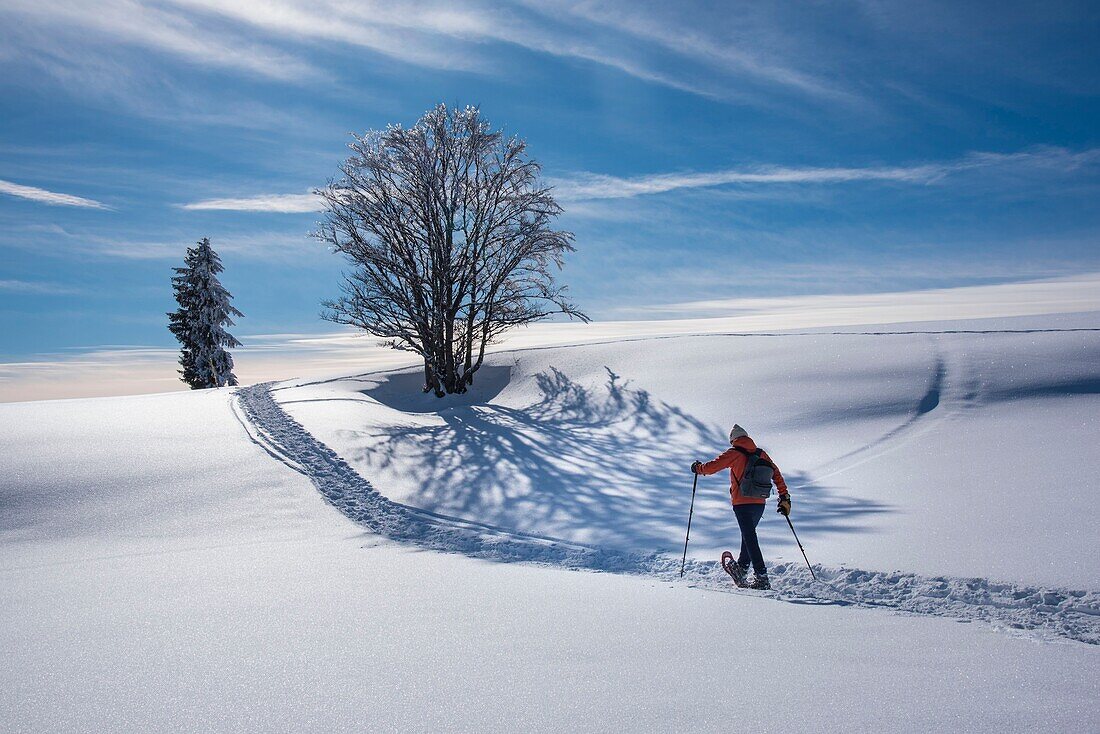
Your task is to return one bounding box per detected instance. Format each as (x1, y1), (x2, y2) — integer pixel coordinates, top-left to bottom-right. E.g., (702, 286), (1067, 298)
(1, 1), (1098, 399)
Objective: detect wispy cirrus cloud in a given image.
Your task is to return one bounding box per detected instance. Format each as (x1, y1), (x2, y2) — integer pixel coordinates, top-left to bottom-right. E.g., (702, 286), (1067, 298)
(525, 0), (854, 105)
(1, 0), (319, 83)
(551, 146), (1100, 201)
(173, 0), (840, 103)
(0, 0), (863, 107)
(0, 225), (316, 261)
(179, 192), (321, 213)
(552, 164), (942, 201)
(167, 0), (489, 73)
(184, 163), (931, 211)
(176, 0), (868, 104)
(176, 146), (1100, 212)
(91, 232), (316, 260)
(0, 178), (110, 209)
(0, 279), (80, 295)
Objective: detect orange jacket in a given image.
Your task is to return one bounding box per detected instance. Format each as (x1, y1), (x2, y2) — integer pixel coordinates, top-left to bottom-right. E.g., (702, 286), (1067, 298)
(698, 435), (788, 506)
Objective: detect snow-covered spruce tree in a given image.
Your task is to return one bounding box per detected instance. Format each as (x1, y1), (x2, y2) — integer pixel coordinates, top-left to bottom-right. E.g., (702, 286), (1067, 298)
(317, 103), (587, 397)
(168, 237), (243, 389)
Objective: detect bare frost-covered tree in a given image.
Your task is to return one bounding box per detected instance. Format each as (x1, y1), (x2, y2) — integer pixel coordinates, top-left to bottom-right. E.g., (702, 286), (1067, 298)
(317, 104), (587, 396)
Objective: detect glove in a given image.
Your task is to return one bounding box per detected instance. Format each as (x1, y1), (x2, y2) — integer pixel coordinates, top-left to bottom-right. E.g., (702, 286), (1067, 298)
(691, 461), (702, 474)
(777, 494), (791, 516)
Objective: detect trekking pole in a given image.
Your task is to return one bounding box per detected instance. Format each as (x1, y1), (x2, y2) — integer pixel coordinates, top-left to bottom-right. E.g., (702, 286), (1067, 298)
(679, 472), (699, 578)
(784, 515), (818, 581)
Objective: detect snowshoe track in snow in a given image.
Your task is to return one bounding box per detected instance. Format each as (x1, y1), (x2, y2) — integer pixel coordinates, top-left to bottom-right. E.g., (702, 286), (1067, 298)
(236, 382), (1100, 645)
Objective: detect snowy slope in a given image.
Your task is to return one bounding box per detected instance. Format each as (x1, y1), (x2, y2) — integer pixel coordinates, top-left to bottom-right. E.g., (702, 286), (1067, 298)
(2, 313), (1099, 732)
(277, 314), (1100, 589)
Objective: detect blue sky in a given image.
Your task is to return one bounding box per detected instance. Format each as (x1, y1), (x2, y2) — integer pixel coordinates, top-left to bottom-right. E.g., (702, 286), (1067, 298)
(1, 0), (1099, 367)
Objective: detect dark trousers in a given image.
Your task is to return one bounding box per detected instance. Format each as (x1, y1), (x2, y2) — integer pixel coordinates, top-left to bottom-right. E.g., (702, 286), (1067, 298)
(733, 503), (767, 575)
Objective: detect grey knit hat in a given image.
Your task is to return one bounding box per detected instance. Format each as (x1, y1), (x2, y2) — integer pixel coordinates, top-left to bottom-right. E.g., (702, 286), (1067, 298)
(729, 424), (748, 444)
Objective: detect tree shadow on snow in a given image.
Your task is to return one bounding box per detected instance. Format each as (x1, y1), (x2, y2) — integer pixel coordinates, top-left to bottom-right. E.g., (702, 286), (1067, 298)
(356, 366), (891, 554)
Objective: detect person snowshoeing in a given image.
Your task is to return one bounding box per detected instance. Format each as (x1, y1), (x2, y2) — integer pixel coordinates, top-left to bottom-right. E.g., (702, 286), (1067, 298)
(692, 424), (790, 590)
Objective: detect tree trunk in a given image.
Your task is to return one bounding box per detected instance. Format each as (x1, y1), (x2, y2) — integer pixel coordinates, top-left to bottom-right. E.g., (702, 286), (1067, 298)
(423, 359), (440, 396)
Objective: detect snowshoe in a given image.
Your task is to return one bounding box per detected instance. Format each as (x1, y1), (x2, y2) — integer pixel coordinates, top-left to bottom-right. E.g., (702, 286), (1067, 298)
(749, 574), (771, 590)
(721, 551), (748, 588)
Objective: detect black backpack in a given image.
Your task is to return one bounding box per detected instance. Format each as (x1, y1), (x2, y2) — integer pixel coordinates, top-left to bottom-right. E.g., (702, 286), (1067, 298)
(733, 446), (774, 499)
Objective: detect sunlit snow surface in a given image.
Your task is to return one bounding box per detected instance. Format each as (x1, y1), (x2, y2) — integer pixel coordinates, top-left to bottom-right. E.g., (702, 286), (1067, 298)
(277, 314), (1100, 590)
(2, 312), (1099, 731)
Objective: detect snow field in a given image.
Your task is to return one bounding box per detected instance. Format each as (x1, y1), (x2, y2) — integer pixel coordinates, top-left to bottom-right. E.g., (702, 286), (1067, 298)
(4, 538), (1099, 733)
(243, 381), (1100, 644)
(2, 312), (1099, 731)
(277, 318), (1100, 588)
